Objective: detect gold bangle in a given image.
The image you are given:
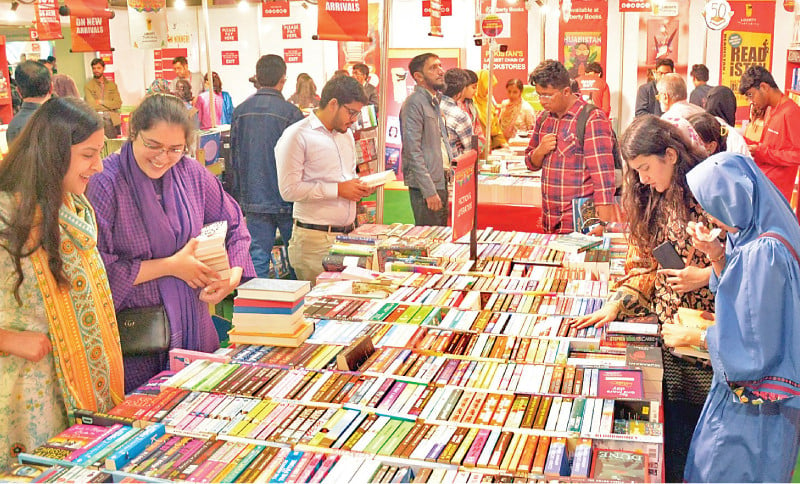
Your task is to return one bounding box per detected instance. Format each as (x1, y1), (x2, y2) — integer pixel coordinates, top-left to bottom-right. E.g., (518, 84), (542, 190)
(708, 252), (725, 263)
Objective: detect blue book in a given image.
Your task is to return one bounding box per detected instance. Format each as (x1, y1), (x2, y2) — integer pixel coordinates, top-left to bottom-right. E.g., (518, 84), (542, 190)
(104, 423), (165, 471)
(232, 300), (303, 315)
(72, 425), (134, 466)
(269, 450), (304, 483)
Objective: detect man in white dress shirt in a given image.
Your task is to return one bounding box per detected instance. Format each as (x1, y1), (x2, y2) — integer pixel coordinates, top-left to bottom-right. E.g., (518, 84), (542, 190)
(276, 75), (371, 283)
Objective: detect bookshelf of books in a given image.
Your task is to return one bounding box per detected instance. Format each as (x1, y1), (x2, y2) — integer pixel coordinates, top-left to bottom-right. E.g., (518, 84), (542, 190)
(12, 225), (664, 483)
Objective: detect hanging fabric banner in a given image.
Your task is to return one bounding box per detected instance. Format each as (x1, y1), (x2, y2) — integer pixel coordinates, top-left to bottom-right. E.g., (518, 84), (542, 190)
(64, 0), (112, 18)
(479, 0), (528, 100)
(721, 0), (775, 123)
(558, 0), (608, 79)
(127, 0), (169, 49)
(35, 0), (63, 41)
(70, 17), (111, 52)
(429, 0), (443, 37)
(317, 0), (369, 41)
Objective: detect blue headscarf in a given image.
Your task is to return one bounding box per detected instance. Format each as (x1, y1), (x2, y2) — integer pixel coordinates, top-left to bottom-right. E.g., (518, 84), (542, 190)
(687, 152), (800, 404)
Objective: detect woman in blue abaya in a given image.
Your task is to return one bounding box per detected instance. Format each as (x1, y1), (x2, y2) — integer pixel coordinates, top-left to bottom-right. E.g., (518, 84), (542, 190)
(683, 152), (800, 482)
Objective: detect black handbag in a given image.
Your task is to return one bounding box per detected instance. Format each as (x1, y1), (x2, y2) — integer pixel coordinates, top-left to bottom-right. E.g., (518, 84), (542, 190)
(116, 305), (171, 357)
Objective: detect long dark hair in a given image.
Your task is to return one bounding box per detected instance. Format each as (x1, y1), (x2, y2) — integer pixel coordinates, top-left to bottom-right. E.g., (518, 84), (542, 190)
(0, 97), (102, 303)
(619, 115), (707, 253)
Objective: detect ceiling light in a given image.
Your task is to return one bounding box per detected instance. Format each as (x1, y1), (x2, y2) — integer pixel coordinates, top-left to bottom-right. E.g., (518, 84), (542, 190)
(174, 0), (185, 9)
(238, 0), (248, 10)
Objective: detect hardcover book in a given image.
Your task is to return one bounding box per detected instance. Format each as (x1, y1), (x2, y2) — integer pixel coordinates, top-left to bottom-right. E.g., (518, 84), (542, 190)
(235, 278), (311, 301)
(590, 448), (649, 483)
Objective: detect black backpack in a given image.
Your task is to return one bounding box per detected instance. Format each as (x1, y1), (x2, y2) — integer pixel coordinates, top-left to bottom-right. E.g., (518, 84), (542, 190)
(534, 103), (625, 194)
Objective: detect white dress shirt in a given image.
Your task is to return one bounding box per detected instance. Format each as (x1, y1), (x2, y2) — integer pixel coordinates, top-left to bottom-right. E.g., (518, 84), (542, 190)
(275, 110), (357, 226)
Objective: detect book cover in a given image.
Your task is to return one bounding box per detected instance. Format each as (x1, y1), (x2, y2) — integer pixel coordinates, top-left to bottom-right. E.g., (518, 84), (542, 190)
(597, 369), (644, 400)
(590, 448), (649, 483)
(235, 278), (310, 301)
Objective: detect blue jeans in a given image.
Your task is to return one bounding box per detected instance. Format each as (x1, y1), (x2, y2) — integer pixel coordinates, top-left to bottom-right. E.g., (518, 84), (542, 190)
(246, 212), (296, 278)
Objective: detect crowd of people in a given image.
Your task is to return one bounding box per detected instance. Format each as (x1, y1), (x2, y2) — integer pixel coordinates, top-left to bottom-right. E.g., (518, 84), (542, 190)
(2, 48), (800, 483)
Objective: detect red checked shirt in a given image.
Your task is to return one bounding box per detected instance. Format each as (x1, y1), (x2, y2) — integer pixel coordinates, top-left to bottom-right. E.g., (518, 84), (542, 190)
(525, 98), (616, 233)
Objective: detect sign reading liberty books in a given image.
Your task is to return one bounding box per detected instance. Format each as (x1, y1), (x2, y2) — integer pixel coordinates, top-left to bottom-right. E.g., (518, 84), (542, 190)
(451, 150), (477, 242)
(221, 50), (239, 65)
(220, 26), (238, 41)
(262, 0), (290, 17)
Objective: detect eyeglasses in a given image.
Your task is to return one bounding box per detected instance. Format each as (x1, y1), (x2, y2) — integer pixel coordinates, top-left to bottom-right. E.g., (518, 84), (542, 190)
(139, 134), (187, 158)
(536, 91), (560, 101)
(340, 104), (362, 120)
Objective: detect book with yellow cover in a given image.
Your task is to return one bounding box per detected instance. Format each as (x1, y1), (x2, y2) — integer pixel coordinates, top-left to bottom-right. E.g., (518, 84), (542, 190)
(228, 321), (314, 348)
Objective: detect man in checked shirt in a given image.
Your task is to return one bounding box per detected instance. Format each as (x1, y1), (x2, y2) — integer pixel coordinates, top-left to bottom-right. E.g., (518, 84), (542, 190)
(525, 60), (617, 233)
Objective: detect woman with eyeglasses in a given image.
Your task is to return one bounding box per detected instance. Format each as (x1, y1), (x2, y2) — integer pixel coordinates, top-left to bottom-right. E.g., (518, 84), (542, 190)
(87, 94), (255, 392)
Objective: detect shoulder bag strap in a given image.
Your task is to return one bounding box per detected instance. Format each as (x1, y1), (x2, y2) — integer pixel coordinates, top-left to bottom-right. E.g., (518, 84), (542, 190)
(759, 232), (800, 266)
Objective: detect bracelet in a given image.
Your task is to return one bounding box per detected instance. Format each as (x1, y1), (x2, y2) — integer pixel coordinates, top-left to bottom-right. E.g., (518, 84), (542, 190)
(708, 251), (725, 263)
(699, 329), (708, 349)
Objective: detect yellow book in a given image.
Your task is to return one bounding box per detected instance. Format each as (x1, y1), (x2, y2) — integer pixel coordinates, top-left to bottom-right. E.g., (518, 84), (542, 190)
(228, 321), (314, 348)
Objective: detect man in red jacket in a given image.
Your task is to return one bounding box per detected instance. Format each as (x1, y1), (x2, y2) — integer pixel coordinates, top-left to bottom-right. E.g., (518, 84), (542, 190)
(739, 65), (800, 219)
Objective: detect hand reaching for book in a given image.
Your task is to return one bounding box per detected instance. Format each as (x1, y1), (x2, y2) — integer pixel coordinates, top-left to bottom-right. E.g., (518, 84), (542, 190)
(169, 238), (220, 289)
(199, 266), (243, 305)
(661, 323), (702, 348)
(571, 300), (622, 329)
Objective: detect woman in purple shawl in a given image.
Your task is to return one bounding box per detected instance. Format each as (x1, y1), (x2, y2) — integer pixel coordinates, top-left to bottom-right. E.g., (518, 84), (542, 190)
(87, 94), (255, 392)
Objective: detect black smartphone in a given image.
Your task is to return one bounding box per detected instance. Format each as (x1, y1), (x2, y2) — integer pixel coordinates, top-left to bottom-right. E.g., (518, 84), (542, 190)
(653, 241), (685, 270)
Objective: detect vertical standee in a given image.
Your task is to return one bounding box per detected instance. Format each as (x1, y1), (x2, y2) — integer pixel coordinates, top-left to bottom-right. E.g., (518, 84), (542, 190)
(201, 0), (215, 128)
(617, 9), (625, 132)
(376, 0), (392, 224)
(471, 138), (479, 261)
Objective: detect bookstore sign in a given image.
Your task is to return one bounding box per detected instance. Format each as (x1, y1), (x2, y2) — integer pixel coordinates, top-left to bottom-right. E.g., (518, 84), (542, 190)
(452, 150), (477, 242)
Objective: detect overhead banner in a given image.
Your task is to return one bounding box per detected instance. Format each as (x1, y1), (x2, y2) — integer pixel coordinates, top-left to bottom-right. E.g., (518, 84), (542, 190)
(127, 0), (168, 49)
(64, 0), (112, 18)
(480, 1), (528, 101)
(558, 0), (608, 79)
(721, 0), (775, 123)
(317, 0), (369, 41)
(35, 0), (63, 41)
(636, 2), (688, 89)
(338, 3), (380, 74)
(70, 16), (111, 52)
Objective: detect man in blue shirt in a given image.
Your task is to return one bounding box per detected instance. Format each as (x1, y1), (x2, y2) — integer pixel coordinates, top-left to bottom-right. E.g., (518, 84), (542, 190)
(230, 54), (304, 278)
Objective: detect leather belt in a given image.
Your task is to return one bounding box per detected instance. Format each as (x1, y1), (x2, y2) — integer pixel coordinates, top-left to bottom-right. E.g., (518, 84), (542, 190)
(295, 220), (355, 233)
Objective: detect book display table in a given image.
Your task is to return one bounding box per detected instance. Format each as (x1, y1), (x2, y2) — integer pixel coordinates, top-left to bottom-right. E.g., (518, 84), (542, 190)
(16, 226), (664, 483)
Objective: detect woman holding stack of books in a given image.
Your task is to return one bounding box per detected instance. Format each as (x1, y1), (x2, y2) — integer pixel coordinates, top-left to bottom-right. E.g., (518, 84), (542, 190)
(572, 115), (717, 481)
(87, 93), (255, 393)
(0, 98), (124, 471)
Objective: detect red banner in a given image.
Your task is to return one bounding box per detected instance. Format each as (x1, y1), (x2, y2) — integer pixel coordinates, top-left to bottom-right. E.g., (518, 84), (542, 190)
(0, 36), (11, 124)
(220, 26), (238, 41)
(156, 47), (187, 80)
(317, 0), (369, 41)
(65, 0), (112, 18)
(282, 23), (301, 40)
(480, 3), (529, 101)
(221, 51), (240, 65)
(558, 0), (608, 80)
(35, 0), (63, 41)
(262, 0), (290, 17)
(429, 0), (443, 37)
(422, 0), (451, 16)
(284, 48), (303, 63)
(451, 150), (478, 242)
(722, 0), (775, 123)
(619, 1), (652, 12)
(70, 16), (111, 52)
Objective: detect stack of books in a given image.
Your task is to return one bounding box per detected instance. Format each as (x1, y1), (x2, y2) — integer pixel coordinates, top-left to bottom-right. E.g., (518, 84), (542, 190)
(195, 220), (231, 281)
(228, 278), (313, 347)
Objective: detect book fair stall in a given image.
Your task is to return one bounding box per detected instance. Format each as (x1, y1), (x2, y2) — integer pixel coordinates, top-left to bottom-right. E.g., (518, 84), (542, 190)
(2, 0), (800, 483)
